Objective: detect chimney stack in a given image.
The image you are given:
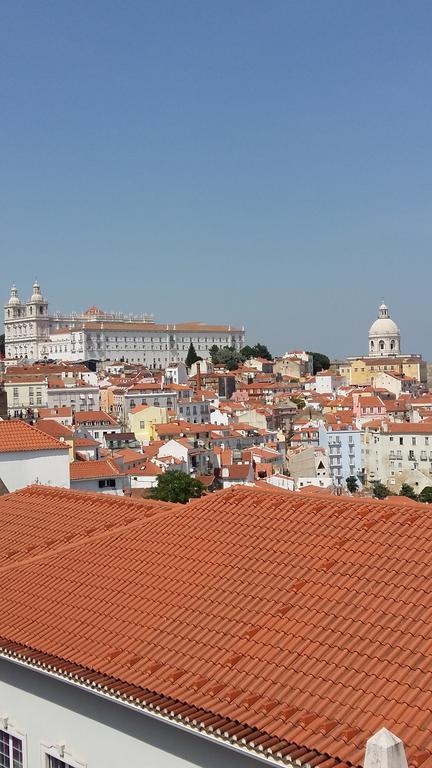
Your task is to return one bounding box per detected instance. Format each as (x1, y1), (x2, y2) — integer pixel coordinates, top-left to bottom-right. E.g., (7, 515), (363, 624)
(196, 361), (202, 393)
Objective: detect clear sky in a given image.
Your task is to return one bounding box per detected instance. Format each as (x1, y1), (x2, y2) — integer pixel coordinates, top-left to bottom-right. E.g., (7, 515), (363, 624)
(1, 1), (431, 359)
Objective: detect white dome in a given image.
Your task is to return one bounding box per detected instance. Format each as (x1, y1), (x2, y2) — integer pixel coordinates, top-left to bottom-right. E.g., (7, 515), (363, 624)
(8, 284), (20, 306)
(30, 280), (42, 303)
(369, 317), (400, 337)
(368, 301), (401, 357)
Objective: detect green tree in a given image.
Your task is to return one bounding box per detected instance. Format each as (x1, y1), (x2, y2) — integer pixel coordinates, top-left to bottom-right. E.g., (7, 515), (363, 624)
(252, 342), (273, 360)
(240, 342), (273, 362)
(419, 486), (432, 504)
(209, 345), (242, 370)
(0, 334), (4, 358)
(185, 342), (201, 368)
(209, 344), (220, 363)
(150, 470), (205, 504)
(346, 476), (358, 493)
(371, 481), (390, 499)
(399, 483), (418, 500)
(307, 351), (331, 375)
(239, 345), (256, 361)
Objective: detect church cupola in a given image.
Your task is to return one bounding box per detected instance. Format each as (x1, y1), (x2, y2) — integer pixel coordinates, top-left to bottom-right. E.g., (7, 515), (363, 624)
(27, 280), (48, 317)
(8, 284), (21, 307)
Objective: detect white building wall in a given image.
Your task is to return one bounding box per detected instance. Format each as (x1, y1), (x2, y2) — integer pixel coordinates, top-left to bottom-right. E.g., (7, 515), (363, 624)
(0, 450), (70, 492)
(69, 477), (126, 495)
(0, 660), (260, 768)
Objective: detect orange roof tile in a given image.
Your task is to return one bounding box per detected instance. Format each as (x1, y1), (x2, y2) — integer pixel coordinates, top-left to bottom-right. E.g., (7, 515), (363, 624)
(0, 485), (171, 564)
(0, 420), (69, 454)
(2, 487), (432, 765)
(73, 410), (119, 425)
(35, 419), (74, 440)
(70, 458), (123, 480)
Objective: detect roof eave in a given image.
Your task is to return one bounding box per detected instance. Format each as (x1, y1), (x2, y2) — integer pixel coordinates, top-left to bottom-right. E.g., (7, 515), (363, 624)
(0, 646), (349, 768)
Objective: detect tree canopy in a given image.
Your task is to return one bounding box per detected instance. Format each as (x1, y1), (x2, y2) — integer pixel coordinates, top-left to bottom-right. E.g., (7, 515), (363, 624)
(0, 334), (4, 358)
(185, 342), (201, 368)
(399, 483), (418, 500)
(209, 341), (273, 371)
(371, 480), (390, 499)
(346, 476), (358, 493)
(209, 345), (242, 370)
(419, 486), (432, 504)
(243, 342), (273, 361)
(150, 470), (205, 504)
(307, 351), (331, 375)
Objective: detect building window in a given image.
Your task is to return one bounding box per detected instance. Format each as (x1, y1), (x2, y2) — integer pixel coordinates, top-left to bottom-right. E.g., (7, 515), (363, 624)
(47, 759), (77, 768)
(0, 729), (24, 768)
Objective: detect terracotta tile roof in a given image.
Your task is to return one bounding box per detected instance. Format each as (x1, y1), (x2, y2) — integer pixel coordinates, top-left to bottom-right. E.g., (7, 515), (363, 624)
(73, 437), (99, 448)
(0, 485), (171, 565)
(81, 321), (242, 333)
(126, 463), (163, 477)
(70, 458), (124, 480)
(112, 448), (145, 465)
(386, 422), (432, 434)
(222, 463), (252, 480)
(37, 407), (72, 418)
(35, 419), (74, 440)
(73, 410), (119, 426)
(3, 486), (432, 764)
(0, 420), (69, 454)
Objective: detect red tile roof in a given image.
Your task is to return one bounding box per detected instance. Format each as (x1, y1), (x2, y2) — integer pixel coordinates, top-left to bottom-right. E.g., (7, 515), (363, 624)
(35, 419), (74, 440)
(70, 458), (123, 480)
(0, 485), (171, 564)
(73, 410), (119, 425)
(0, 420), (69, 454)
(2, 486), (432, 765)
(37, 407), (73, 418)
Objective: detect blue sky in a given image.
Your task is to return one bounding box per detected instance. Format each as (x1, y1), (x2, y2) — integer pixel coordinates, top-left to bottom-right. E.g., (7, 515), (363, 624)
(1, 1), (431, 358)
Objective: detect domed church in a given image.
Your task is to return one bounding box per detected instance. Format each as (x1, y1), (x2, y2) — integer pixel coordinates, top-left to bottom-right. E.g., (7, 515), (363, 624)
(368, 302), (401, 357)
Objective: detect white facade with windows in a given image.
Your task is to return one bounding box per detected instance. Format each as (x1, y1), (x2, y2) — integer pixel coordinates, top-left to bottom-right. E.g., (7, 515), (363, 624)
(319, 423), (362, 486)
(4, 284), (245, 367)
(4, 379), (48, 417)
(362, 424), (432, 491)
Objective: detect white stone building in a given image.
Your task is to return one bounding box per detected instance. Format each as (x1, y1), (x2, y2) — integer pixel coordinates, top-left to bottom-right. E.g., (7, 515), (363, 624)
(4, 284), (245, 367)
(368, 302), (401, 357)
(362, 422), (432, 492)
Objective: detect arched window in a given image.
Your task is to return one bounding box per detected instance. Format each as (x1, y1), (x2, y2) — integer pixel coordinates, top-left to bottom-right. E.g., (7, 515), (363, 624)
(370, 340), (374, 350)
(379, 340), (385, 351)
(390, 340), (395, 350)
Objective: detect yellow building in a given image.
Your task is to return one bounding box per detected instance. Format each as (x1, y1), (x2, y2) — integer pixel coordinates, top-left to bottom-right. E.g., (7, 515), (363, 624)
(346, 356), (426, 386)
(128, 404), (169, 445)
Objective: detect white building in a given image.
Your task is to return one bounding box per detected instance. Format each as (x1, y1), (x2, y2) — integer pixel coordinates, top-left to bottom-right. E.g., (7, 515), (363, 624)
(363, 422), (432, 492)
(69, 458), (127, 494)
(0, 421), (70, 491)
(4, 283), (245, 367)
(368, 302), (401, 357)
(314, 372), (345, 395)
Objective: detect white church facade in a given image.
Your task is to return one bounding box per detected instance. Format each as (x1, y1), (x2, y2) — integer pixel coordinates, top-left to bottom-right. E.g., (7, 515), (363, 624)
(4, 283), (245, 368)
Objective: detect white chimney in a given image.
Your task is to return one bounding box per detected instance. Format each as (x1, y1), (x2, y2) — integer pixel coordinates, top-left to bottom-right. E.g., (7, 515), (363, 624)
(364, 728), (408, 768)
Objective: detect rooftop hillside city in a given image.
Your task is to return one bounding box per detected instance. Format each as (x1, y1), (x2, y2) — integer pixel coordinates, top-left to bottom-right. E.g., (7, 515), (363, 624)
(1, 284), (432, 768)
